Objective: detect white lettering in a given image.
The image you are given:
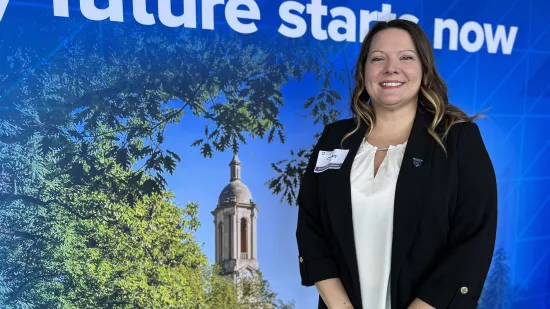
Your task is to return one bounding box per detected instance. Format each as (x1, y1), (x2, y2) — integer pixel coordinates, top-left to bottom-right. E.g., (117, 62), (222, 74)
(399, 14), (419, 24)
(460, 21), (484, 52)
(306, 0), (328, 40)
(484, 24), (518, 55)
(278, 1), (307, 38)
(359, 10), (377, 42)
(25, 0), (521, 55)
(434, 18), (459, 50)
(133, 0), (155, 25)
(225, 0), (260, 34)
(378, 4), (396, 21)
(53, 0), (69, 17)
(358, 3), (415, 42)
(203, 0), (225, 30)
(158, 0), (196, 28)
(328, 7), (356, 42)
(0, 0), (9, 21)
(80, 0), (123, 22)
(435, 18), (518, 54)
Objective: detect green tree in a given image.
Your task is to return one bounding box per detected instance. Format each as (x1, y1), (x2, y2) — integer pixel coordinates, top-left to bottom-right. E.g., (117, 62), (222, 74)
(1, 13), (342, 308)
(1, 131), (293, 308)
(266, 69), (351, 206)
(1, 14), (344, 208)
(236, 270), (295, 309)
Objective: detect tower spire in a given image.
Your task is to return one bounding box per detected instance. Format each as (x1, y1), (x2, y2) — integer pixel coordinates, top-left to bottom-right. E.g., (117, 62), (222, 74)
(230, 153), (242, 181)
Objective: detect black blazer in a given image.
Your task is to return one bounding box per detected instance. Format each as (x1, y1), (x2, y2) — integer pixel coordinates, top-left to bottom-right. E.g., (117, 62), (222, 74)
(296, 107), (497, 309)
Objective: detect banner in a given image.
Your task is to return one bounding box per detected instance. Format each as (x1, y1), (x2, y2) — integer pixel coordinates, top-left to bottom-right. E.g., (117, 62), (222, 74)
(0, 0), (549, 308)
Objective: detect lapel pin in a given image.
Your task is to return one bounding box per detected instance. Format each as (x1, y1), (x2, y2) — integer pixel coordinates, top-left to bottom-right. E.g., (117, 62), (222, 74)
(413, 158), (423, 167)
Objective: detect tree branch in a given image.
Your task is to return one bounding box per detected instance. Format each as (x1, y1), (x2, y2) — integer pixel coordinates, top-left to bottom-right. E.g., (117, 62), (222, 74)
(0, 226), (46, 241)
(9, 273), (61, 301)
(0, 193), (91, 220)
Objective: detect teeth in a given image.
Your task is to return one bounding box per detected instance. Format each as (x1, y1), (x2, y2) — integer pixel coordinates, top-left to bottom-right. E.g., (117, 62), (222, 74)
(381, 82), (403, 87)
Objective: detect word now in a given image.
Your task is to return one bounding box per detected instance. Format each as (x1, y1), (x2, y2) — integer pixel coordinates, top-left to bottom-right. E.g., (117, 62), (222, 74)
(434, 18), (518, 55)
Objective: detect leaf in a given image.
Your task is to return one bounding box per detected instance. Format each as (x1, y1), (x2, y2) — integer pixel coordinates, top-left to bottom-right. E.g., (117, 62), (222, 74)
(68, 129), (82, 139)
(157, 131), (164, 144)
(40, 136), (51, 155)
(142, 178), (157, 195)
(57, 152), (74, 169)
(166, 150), (181, 162)
(115, 147), (130, 169)
(268, 128), (275, 143)
(128, 170), (144, 186)
(277, 130), (285, 143)
(104, 135), (119, 141)
(191, 139), (203, 147)
(162, 155), (176, 174)
(200, 143), (213, 158)
(304, 97), (315, 109)
(328, 90), (342, 101)
(69, 162), (84, 184)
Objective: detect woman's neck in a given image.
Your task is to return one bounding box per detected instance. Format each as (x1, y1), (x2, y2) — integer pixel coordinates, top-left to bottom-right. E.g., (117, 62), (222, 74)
(368, 101), (417, 146)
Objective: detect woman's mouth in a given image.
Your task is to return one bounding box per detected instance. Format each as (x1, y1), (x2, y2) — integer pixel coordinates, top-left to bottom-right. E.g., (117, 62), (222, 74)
(380, 81), (405, 89)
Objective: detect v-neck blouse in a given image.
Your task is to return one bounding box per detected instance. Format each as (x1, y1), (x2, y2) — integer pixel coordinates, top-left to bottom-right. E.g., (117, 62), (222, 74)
(350, 138), (407, 309)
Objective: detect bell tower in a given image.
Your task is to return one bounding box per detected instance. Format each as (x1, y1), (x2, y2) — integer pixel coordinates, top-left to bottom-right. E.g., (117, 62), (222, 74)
(212, 154), (259, 281)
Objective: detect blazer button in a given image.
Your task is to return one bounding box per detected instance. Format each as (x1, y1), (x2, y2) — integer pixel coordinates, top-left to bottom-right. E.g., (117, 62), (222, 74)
(299, 257), (303, 263)
(460, 287), (468, 294)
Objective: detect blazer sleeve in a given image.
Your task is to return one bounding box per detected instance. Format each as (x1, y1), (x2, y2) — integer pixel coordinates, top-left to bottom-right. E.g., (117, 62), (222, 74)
(417, 122), (498, 308)
(296, 124), (339, 287)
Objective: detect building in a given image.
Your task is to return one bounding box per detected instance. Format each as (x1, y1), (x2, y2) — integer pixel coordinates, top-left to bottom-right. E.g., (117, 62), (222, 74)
(212, 154), (259, 283)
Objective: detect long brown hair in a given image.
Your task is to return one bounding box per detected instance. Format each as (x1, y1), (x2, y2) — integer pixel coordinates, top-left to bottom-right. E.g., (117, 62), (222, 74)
(342, 19), (481, 154)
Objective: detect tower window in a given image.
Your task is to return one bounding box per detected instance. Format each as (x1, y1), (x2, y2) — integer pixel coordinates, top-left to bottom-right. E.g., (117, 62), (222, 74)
(218, 222), (223, 260)
(240, 217), (247, 253)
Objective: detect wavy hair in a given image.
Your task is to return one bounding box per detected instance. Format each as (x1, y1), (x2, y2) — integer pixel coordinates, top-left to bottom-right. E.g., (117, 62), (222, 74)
(342, 19), (482, 154)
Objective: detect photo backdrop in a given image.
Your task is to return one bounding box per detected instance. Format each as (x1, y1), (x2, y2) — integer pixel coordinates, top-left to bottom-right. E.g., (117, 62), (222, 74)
(1, 0), (549, 308)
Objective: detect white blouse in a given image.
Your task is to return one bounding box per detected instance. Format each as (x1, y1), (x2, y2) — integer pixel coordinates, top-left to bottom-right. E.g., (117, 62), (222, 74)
(350, 138), (407, 309)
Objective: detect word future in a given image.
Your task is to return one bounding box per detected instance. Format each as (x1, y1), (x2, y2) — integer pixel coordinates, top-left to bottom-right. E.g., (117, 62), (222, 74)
(53, 0), (262, 34)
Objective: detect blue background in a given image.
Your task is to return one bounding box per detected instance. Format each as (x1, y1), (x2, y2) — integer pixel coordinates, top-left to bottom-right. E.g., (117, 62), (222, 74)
(2, 0), (550, 308)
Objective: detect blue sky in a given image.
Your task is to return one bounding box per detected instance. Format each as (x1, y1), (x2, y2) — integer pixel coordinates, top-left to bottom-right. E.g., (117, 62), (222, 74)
(160, 71), (353, 308)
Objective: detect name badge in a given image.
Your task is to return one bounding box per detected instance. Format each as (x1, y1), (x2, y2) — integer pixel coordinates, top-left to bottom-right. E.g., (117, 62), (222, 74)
(314, 149), (349, 173)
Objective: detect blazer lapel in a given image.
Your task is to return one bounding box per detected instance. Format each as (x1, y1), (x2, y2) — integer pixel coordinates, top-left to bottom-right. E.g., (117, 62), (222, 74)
(326, 119), (367, 306)
(390, 108), (435, 307)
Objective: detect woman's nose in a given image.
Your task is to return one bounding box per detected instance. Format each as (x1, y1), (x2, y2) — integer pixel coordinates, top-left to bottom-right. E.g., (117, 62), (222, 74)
(384, 58), (400, 74)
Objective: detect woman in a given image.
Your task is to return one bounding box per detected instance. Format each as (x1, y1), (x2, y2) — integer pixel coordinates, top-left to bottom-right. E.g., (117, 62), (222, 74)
(296, 20), (497, 309)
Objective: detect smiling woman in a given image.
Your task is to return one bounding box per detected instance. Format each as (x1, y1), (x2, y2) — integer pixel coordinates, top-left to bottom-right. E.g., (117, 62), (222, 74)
(296, 19), (497, 309)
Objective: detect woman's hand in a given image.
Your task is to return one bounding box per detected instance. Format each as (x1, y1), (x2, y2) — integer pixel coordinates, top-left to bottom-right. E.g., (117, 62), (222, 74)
(407, 298), (436, 309)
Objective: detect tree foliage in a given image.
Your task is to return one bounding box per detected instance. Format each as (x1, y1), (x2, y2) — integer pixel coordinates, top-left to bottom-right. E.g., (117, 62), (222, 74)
(236, 271), (295, 309)
(0, 13), (344, 308)
(479, 247), (512, 309)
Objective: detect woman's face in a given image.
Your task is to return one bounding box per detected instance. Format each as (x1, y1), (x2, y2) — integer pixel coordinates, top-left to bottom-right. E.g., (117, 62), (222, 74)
(364, 28), (423, 110)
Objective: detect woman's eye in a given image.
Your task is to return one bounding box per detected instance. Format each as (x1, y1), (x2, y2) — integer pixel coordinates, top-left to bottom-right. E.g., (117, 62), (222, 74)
(401, 56), (413, 60)
(372, 57), (383, 62)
